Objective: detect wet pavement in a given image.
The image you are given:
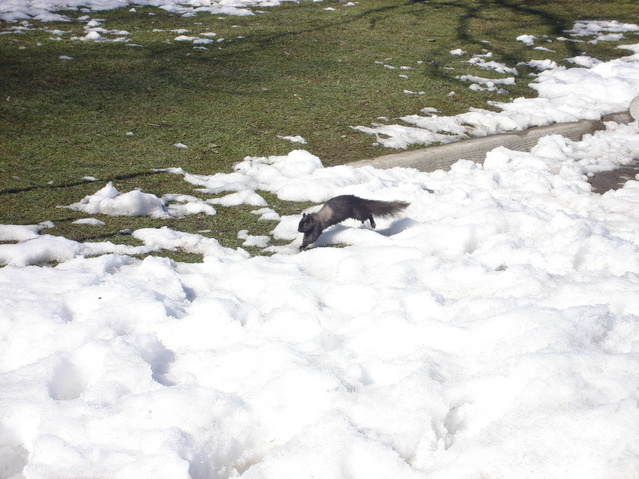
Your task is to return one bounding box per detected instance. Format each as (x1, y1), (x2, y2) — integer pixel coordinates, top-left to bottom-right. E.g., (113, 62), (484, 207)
(588, 160), (639, 194)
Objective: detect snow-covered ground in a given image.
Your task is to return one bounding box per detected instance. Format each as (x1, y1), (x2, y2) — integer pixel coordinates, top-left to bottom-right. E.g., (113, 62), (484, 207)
(2, 2), (639, 477)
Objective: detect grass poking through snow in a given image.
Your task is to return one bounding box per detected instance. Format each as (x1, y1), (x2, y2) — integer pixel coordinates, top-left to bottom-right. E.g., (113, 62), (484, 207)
(1, 0), (638, 259)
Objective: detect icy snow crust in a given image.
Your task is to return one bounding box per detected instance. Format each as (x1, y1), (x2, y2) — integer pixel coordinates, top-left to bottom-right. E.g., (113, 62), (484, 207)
(2, 8), (639, 479)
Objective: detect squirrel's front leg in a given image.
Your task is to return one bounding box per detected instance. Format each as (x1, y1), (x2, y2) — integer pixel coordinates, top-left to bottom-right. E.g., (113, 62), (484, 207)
(300, 225), (322, 249)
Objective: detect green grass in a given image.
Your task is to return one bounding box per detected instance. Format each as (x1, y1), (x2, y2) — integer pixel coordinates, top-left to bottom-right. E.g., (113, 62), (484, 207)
(1, 0), (638, 261)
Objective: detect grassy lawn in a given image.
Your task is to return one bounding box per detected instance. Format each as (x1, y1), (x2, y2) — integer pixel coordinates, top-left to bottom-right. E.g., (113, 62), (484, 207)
(1, 0), (638, 259)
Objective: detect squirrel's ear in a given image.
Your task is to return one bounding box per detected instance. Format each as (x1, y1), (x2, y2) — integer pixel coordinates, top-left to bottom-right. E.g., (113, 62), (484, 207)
(302, 213), (307, 218)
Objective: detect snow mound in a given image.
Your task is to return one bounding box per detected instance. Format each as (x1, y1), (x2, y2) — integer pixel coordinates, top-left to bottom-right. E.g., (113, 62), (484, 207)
(64, 182), (216, 219)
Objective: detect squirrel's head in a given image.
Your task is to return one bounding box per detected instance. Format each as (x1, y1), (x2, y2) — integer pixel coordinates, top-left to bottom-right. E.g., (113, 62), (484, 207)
(298, 213), (317, 233)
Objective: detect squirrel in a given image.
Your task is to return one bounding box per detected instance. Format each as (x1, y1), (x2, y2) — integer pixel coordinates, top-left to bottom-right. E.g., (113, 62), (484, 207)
(298, 194), (409, 249)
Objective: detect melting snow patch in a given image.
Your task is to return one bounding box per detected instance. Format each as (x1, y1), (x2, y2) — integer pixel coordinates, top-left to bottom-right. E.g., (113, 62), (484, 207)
(72, 218), (106, 226)
(522, 59), (559, 71)
(517, 34), (536, 46)
(237, 229), (270, 247)
(277, 135), (308, 144)
(568, 20), (639, 39)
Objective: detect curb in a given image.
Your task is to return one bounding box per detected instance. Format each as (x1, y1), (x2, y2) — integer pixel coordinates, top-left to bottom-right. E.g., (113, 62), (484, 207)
(347, 111), (635, 172)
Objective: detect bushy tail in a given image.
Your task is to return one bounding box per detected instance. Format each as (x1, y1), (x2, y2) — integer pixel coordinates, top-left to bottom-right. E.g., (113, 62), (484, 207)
(363, 199), (410, 218)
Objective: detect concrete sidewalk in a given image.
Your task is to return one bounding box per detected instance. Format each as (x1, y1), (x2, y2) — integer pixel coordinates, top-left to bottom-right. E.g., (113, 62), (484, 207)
(347, 111), (634, 173)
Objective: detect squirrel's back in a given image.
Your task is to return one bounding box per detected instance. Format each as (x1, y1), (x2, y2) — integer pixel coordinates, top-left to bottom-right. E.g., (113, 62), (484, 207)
(319, 195), (409, 227)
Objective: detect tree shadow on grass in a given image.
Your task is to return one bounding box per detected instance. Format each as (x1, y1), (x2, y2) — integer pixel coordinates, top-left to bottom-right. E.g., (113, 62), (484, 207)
(447, 0), (581, 55)
(0, 170), (165, 196)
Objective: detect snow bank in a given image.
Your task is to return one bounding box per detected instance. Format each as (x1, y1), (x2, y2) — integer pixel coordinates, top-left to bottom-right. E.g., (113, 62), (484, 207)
(2, 118), (639, 478)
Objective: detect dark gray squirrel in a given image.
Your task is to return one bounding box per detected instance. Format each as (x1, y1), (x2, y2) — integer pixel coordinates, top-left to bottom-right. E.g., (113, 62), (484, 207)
(298, 195), (409, 249)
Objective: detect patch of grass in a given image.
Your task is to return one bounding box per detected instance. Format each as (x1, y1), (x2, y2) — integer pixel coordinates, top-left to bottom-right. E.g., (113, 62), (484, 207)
(1, 0), (638, 260)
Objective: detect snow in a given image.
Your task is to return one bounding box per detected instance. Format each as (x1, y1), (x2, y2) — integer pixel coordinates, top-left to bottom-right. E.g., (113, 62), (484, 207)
(523, 58), (559, 71)
(354, 21), (639, 149)
(569, 20), (639, 41)
(63, 182), (217, 219)
(457, 74), (516, 94)
(466, 55), (519, 75)
(359, 62), (639, 144)
(2, 4), (639, 479)
(237, 229), (270, 247)
(72, 218), (107, 225)
(277, 135), (308, 144)
(0, 0), (304, 22)
(516, 34), (536, 46)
